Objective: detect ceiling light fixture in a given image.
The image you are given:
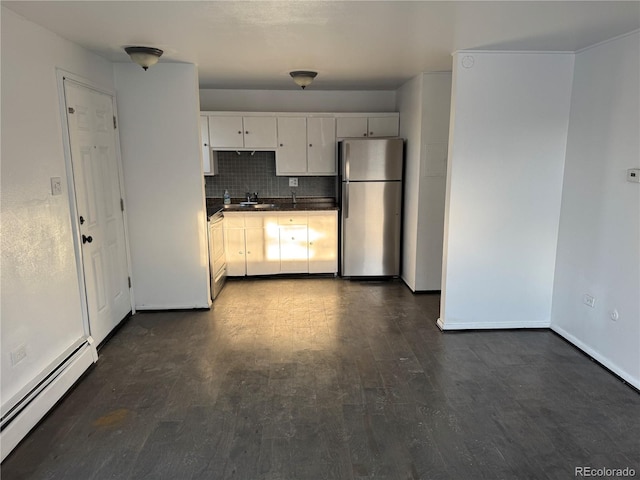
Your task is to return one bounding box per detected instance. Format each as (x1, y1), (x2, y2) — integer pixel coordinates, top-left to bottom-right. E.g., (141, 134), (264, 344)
(124, 46), (164, 71)
(290, 71), (317, 89)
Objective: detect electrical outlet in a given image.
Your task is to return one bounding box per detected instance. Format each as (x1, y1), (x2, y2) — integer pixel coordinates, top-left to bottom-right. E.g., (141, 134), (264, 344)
(11, 345), (27, 366)
(289, 177), (298, 187)
(610, 309), (619, 321)
(51, 177), (62, 196)
(583, 294), (596, 308)
(627, 168), (640, 183)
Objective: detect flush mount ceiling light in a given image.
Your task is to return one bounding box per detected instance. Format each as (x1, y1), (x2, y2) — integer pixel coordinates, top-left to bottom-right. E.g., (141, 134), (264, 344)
(290, 71), (317, 89)
(124, 46), (164, 71)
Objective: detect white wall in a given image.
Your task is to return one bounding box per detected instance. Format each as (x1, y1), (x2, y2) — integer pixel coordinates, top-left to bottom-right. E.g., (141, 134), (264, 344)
(200, 88), (396, 112)
(440, 52), (574, 329)
(114, 64), (210, 309)
(397, 75), (423, 291)
(550, 32), (640, 388)
(1, 7), (114, 408)
(415, 74), (451, 291)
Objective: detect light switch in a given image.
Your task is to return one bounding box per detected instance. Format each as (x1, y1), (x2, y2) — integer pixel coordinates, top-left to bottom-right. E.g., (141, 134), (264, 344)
(51, 177), (62, 195)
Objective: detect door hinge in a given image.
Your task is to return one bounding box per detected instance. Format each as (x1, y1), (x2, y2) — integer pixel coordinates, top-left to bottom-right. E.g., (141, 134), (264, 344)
(128, 276), (132, 288)
(68, 107), (75, 114)
(113, 116), (117, 129)
(120, 198), (124, 212)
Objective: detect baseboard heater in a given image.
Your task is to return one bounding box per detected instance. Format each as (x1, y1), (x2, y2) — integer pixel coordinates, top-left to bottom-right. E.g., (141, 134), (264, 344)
(0, 339), (97, 462)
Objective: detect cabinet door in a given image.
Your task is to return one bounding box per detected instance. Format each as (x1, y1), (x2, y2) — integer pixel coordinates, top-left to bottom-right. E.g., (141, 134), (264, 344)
(209, 116), (244, 149)
(336, 116), (368, 138)
(276, 117), (307, 175)
(280, 225), (308, 273)
(367, 116), (399, 137)
(224, 228), (246, 276)
(307, 117), (336, 175)
(246, 228), (280, 275)
(243, 116), (277, 148)
(308, 212), (338, 274)
(200, 116), (212, 174)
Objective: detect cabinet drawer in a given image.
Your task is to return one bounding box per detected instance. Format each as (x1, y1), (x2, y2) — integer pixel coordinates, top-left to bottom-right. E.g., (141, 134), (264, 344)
(278, 214), (308, 225)
(244, 213), (279, 228)
(223, 213), (244, 228)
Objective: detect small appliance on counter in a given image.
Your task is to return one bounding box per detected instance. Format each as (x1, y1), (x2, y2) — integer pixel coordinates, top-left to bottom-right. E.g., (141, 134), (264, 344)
(338, 137), (404, 277)
(208, 210), (226, 299)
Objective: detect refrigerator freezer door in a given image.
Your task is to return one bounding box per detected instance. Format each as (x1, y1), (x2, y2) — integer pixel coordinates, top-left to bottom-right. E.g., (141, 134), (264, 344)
(340, 138), (403, 181)
(341, 181), (402, 276)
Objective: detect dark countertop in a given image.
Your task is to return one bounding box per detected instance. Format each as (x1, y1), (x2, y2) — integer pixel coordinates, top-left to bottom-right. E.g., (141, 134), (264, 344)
(207, 197), (338, 219)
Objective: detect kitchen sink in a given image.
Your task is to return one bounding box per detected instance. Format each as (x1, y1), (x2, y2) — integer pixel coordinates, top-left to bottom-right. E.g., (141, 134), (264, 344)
(222, 203), (279, 210)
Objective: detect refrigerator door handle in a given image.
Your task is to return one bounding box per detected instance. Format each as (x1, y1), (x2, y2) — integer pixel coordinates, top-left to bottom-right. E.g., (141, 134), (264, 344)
(344, 182), (349, 219)
(345, 143), (350, 179)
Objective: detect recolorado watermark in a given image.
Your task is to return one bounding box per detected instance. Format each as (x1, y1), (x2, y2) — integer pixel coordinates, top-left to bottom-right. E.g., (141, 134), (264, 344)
(575, 466), (636, 477)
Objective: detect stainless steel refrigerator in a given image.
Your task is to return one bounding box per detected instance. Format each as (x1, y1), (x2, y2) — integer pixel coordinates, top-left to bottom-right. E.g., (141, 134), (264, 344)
(339, 138), (404, 277)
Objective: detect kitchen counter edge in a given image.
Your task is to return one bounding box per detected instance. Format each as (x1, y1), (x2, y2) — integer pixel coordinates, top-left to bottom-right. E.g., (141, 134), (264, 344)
(207, 203), (339, 219)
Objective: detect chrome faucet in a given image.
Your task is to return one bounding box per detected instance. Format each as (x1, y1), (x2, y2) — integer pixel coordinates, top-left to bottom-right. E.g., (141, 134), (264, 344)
(291, 190), (297, 204)
(245, 192), (258, 202)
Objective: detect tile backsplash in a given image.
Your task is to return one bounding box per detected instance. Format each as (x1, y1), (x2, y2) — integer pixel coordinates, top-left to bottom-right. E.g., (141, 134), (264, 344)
(204, 151), (336, 199)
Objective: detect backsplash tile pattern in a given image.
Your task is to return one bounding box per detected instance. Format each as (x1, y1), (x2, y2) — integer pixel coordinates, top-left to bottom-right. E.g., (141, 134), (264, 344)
(205, 151), (336, 199)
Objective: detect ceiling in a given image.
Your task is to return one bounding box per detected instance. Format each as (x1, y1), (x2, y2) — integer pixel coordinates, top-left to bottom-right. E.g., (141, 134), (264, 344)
(3, 1), (639, 90)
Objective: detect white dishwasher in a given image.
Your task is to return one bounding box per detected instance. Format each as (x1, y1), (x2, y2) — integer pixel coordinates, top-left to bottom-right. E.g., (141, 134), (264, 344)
(208, 211), (226, 300)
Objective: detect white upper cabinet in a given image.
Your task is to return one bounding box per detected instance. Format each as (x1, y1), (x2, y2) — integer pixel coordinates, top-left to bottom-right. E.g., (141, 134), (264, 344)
(243, 116), (277, 148)
(209, 115), (244, 148)
(208, 115), (277, 150)
(276, 116), (336, 176)
(336, 116), (368, 138)
(367, 116), (400, 137)
(199, 116), (218, 175)
(307, 117), (336, 175)
(336, 114), (399, 138)
(276, 117), (307, 174)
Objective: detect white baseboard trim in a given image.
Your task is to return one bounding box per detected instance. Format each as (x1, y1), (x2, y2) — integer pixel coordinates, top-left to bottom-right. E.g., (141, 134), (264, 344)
(551, 324), (640, 390)
(436, 318), (551, 330)
(1, 343), (96, 461)
(135, 303), (210, 311)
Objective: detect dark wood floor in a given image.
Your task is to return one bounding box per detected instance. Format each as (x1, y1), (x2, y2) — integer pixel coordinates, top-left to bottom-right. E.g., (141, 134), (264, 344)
(2, 278), (638, 479)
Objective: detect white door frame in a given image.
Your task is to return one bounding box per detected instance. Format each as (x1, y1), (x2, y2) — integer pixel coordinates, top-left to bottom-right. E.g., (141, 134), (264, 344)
(56, 69), (136, 343)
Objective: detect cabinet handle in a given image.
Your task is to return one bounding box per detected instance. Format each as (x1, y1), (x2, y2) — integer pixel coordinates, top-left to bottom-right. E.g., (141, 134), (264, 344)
(239, 251), (243, 254)
(291, 237), (295, 240)
(280, 143), (284, 147)
(237, 131), (242, 134)
(363, 133), (367, 136)
(309, 144), (313, 147)
(245, 131), (249, 134)
(204, 143), (208, 146)
(370, 132), (374, 135)
(247, 251), (251, 254)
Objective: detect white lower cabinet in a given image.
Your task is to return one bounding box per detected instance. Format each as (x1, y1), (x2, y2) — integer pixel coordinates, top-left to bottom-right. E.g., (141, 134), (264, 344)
(224, 210), (337, 276)
(278, 213), (309, 273)
(245, 213), (280, 275)
(308, 211), (338, 274)
(224, 226), (247, 276)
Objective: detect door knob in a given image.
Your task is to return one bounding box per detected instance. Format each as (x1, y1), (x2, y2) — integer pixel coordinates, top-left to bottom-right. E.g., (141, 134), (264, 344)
(82, 234), (93, 244)
(79, 216), (85, 225)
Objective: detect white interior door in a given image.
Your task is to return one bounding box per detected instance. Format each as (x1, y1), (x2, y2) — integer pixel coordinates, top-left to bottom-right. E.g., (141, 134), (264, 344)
(64, 80), (131, 345)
